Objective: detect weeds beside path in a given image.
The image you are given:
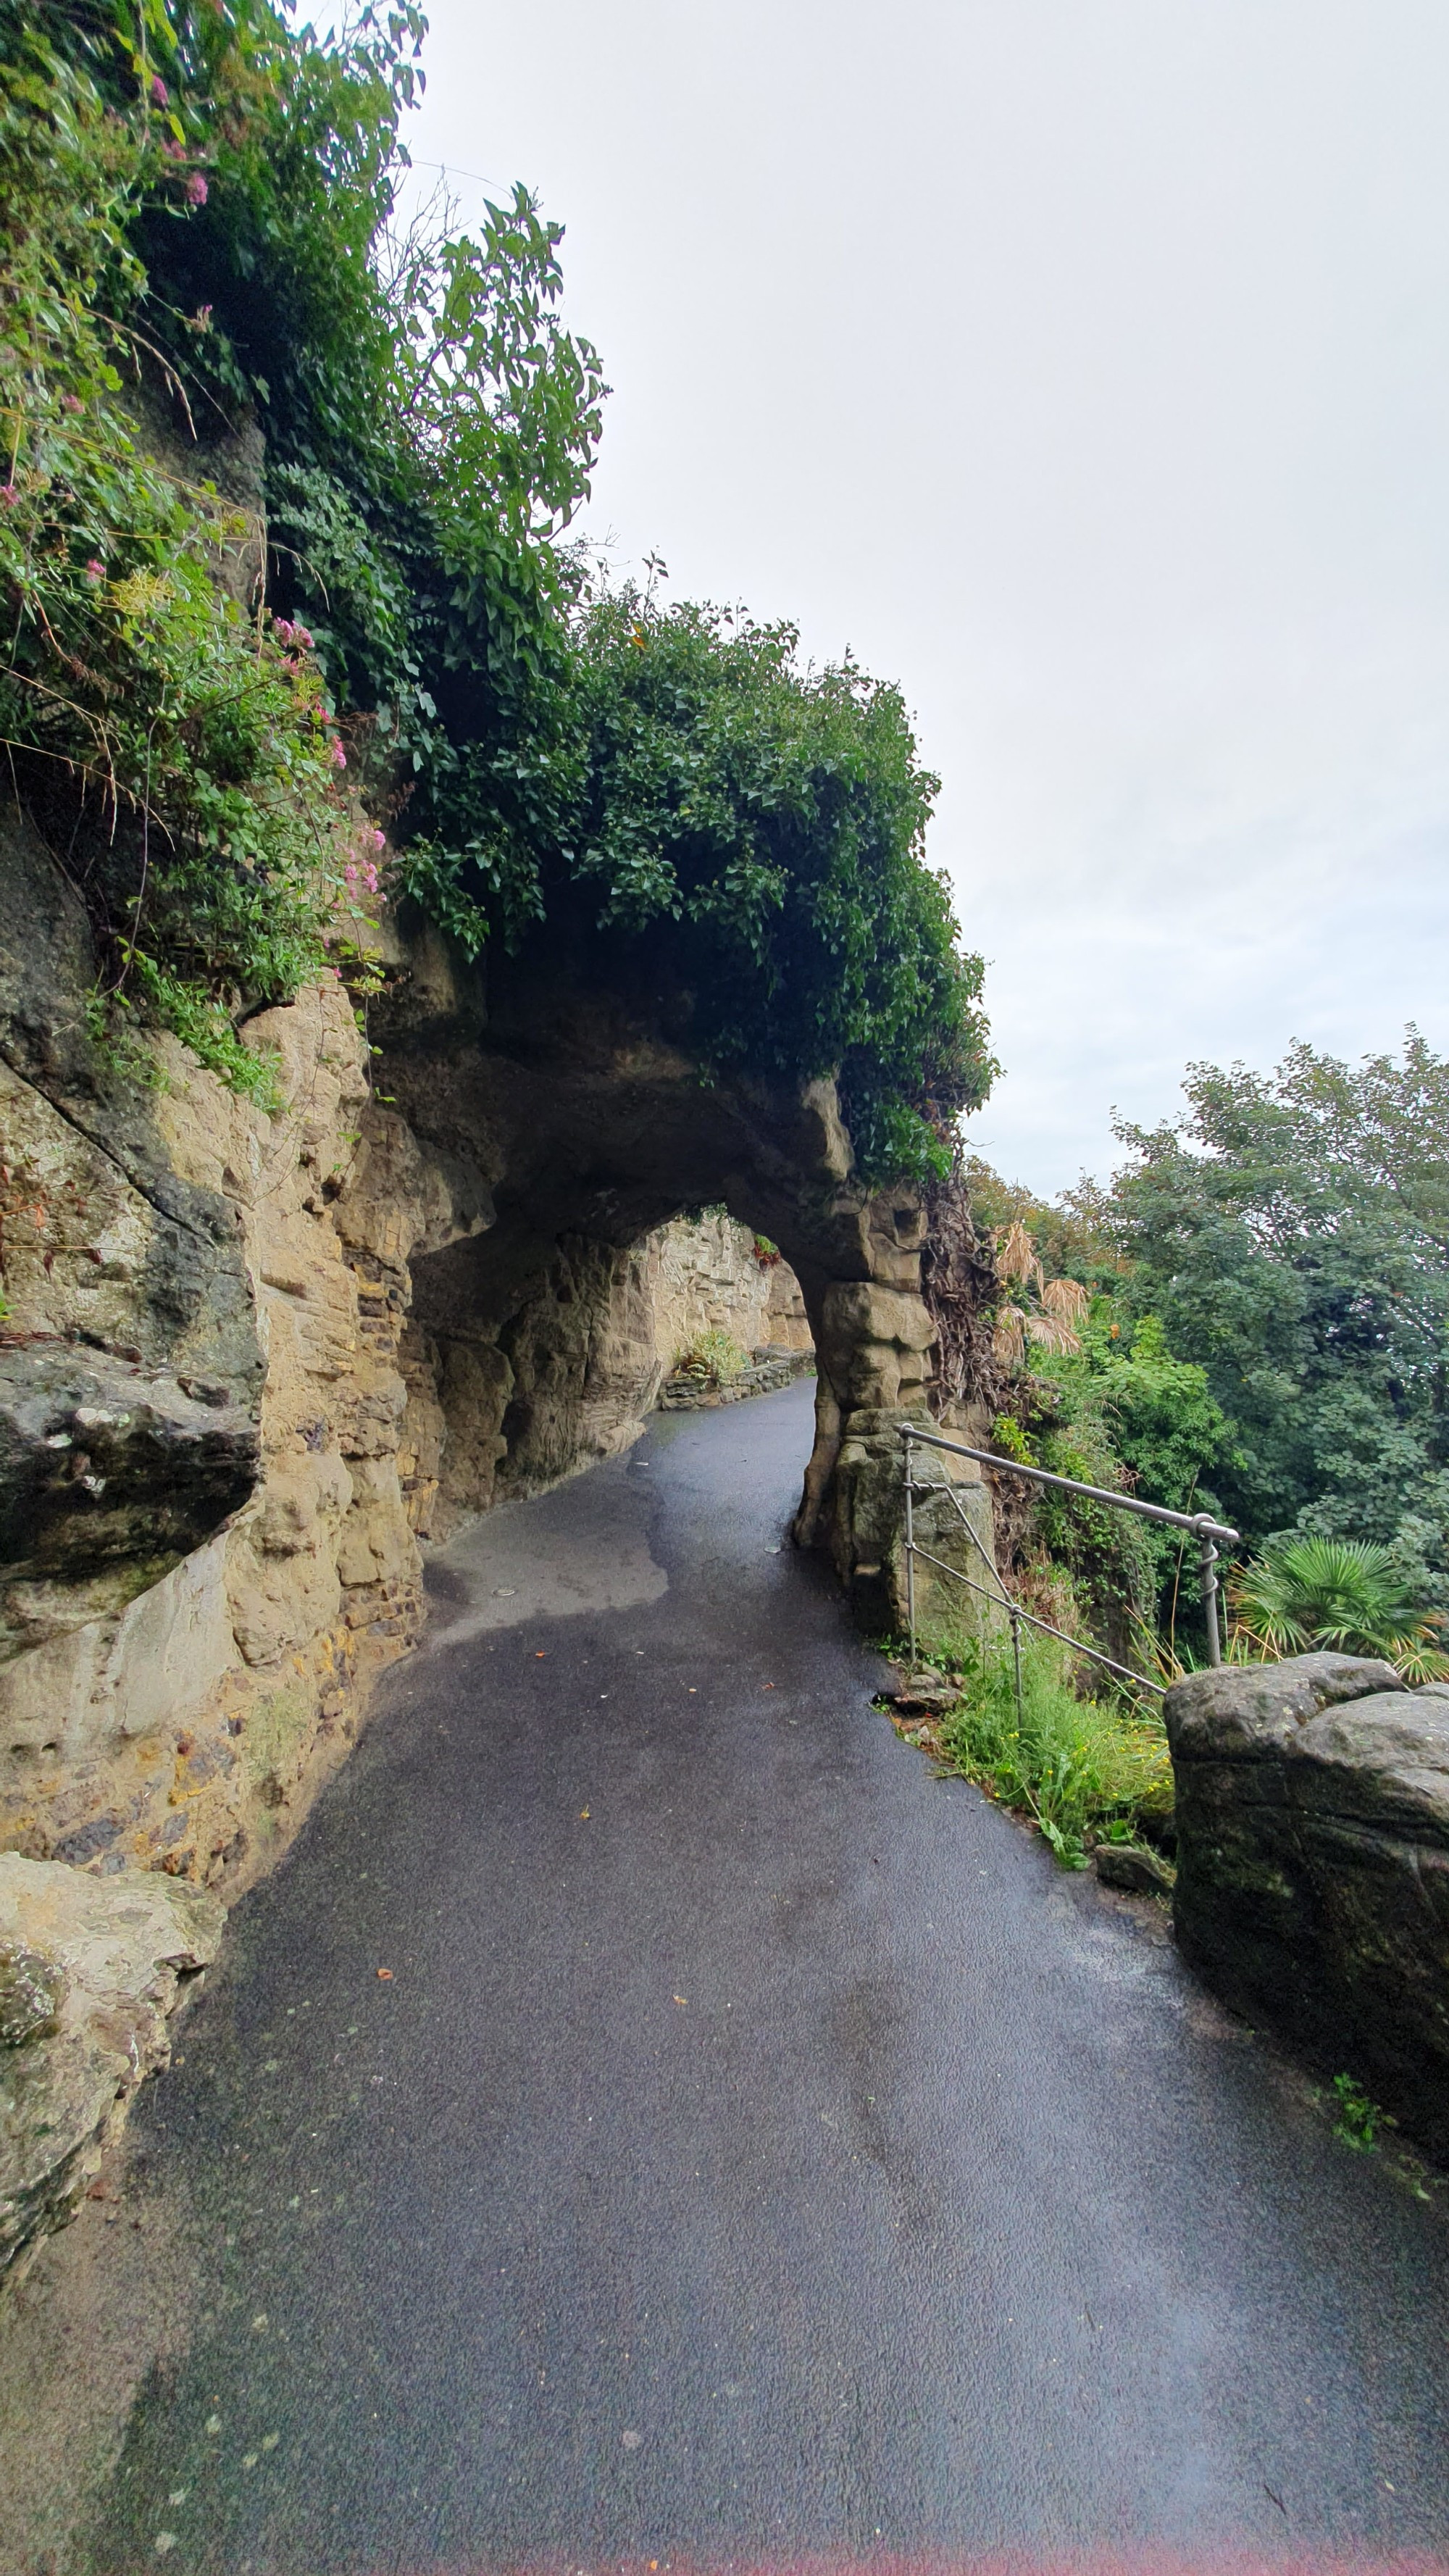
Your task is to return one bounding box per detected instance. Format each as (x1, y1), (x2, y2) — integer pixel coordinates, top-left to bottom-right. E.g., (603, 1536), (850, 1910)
(884, 1627), (1174, 1869)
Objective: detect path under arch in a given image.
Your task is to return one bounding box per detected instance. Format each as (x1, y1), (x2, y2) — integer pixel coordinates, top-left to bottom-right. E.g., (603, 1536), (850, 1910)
(43, 1383), (1449, 2570)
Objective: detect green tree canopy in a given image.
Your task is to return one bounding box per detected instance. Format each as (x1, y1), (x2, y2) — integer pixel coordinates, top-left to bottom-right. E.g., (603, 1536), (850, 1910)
(1104, 1031), (1449, 1603)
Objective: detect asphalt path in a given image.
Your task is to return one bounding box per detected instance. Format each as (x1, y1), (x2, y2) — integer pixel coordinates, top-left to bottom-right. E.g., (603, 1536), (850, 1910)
(75, 1380), (1449, 2573)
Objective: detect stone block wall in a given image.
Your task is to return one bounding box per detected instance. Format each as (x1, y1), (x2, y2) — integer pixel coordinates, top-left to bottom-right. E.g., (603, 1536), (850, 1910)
(1166, 1651), (1449, 2162)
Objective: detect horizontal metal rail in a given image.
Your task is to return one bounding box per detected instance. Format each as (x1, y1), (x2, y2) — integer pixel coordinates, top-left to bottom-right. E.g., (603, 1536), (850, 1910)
(900, 1422), (1238, 1543)
(899, 1417), (1238, 1704)
(905, 1534), (1166, 1696)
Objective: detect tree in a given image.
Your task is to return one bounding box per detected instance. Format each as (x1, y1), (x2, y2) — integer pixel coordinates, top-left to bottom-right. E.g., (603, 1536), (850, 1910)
(1, 0), (989, 1173)
(1105, 1032), (1449, 1607)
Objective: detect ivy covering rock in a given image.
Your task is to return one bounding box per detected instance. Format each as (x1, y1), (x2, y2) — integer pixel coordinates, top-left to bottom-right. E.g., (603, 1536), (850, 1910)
(1, 0), (991, 1181)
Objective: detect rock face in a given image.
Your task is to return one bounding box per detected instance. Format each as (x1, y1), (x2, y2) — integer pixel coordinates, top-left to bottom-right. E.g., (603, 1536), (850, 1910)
(1166, 1652), (1449, 2159)
(0, 810), (439, 1888)
(0, 1851), (224, 2274)
(646, 1209), (811, 1370)
(1, 796), (961, 1902)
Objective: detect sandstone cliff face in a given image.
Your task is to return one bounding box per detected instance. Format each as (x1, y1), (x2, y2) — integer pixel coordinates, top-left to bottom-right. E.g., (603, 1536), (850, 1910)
(647, 1210), (811, 1367)
(0, 813), (450, 1890)
(1, 799), (949, 1896)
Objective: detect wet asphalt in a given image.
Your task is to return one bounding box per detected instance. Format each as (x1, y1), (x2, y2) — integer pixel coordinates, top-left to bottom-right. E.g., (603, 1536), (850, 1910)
(77, 1381), (1449, 2573)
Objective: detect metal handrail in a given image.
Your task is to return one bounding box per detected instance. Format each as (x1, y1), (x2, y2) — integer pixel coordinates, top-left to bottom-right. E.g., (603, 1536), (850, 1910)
(905, 1538), (1166, 1696)
(901, 1423), (1237, 1541)
(898, 1420), (1240, 1709)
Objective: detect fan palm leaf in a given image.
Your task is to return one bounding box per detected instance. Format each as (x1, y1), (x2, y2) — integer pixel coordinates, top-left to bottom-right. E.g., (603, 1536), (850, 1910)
(1228, 1535), (1445, 1674)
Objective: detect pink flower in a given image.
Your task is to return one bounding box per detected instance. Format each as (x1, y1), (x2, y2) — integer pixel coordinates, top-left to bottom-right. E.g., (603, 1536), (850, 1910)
(83, 559), (105, 584)
(0, 486), (18, 509)
(162, 138), (185, 161)
(330, 738), (347, 769)
(151, 74), (169, 104)
(296, 627), (314, 650)
(344, 864), (359, 886)
(273, 618), (293, 643)
(372, 828), (385, 849)
(363, 863), (379, 893)
(61, 393), (83, 414)
(185, 171), (208, 207)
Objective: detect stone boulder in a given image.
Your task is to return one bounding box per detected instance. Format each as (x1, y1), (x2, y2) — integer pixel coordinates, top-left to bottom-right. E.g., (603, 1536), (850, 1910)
(1165, 1653), (1449, 2160)
(0, 1854), (224, 2278)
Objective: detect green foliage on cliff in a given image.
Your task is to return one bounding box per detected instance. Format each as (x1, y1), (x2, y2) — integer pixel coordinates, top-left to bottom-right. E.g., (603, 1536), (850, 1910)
(0, 0), (989, 1173)
(402, 591), (989, 1175)
(0, 0), (375, 1085)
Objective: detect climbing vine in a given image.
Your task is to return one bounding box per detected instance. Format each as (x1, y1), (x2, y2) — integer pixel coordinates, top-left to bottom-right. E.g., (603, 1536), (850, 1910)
(1, 0), (991, 1175)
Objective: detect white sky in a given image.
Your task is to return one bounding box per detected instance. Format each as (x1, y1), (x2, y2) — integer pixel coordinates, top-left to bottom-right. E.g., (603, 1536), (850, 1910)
(396, 0), (1449, 1197)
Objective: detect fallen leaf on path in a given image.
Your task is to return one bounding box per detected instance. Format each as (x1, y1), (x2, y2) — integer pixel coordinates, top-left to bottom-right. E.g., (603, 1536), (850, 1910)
(673, 1994), (688, 2006)
(580, 1807), (590, 1819)
(377, 1967), (393, 1980)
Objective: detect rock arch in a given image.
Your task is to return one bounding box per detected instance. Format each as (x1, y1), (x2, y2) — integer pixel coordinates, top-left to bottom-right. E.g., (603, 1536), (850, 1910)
(349, 909), (943, 1624)
(0, 815), (985, 1891)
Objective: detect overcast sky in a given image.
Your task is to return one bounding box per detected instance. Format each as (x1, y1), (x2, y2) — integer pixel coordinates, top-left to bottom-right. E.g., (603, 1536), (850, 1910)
(396, 0), (1449, 1197)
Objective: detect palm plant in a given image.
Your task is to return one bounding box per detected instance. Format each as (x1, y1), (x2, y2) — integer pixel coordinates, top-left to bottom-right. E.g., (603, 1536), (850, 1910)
(1227, 1535), (1449, 1679)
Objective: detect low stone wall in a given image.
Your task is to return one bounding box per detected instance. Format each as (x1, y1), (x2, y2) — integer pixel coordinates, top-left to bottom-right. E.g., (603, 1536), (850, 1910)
(658, 1346), (814, 1409)
(1166, 1652), (1449, 2162)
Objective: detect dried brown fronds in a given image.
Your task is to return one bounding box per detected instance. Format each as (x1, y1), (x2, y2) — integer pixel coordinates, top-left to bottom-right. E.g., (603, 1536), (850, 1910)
(993, 1304), (1027, 1367)
(996, 1218), (1042, 1292)
(1040, 1275), (1090, 1327)
(921, 1134), (1007, 1417)
(1025, 1311), (1082, 1357)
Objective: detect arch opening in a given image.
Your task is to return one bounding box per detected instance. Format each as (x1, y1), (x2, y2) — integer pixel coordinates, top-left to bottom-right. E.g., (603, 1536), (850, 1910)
(356, 920), (951, 1626)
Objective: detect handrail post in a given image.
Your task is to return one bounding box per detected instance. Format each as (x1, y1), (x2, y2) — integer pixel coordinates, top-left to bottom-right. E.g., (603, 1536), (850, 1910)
(1198, 1520), (1222, 1667)
(903, 1422), (917, 1671)
(1010, 1606), (1023, 1729)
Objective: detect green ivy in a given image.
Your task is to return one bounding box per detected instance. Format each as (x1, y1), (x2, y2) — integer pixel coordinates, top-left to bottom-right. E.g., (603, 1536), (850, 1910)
(3, 0), (992, 1179)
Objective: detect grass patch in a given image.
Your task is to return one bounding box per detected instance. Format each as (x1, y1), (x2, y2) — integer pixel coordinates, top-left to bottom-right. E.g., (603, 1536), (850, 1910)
(929, 1626), (1173, 1867)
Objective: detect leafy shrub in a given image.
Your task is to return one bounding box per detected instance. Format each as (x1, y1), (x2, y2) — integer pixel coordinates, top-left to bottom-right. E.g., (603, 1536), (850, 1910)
(671, 1328), (749, 1385)
(404, 593), (993, 1181)
(1330, 2072), (1391, 2153)
(0, 3), (391, 1077)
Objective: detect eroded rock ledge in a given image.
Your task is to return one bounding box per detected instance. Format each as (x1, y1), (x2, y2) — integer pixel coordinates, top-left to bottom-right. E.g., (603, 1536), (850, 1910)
(0, 1852), (224, 2277)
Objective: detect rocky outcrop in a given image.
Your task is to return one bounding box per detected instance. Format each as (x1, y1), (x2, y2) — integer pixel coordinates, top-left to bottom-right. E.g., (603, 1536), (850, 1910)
(647, 1209), (811, 1367)
(1166, 1652), (1449, 2160)
(367, 922), (943, 1618)
(0, 1851), (223, 2275)
(1, 796), (961, 1908)
(0, 811), (446, 1890)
